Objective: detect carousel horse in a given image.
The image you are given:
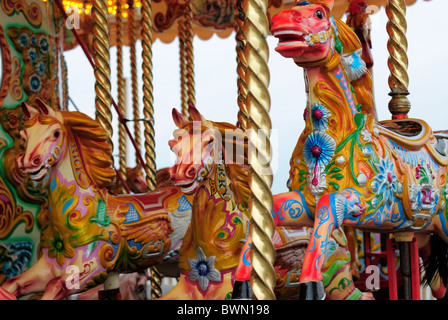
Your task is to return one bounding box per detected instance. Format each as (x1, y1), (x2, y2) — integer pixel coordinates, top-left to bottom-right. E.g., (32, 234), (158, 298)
(0, 100), (192, 300)
(112, 164), (148, 194)
(263, 0), (448, 299)
(111, 165), (173, 195)
(163, 107), (372, 300)
(158, 107), (251, 299)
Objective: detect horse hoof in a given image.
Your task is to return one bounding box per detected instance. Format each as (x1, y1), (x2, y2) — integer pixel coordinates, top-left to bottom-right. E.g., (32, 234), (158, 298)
(299, 281), (325, 300)
(231, 280), (253, 300)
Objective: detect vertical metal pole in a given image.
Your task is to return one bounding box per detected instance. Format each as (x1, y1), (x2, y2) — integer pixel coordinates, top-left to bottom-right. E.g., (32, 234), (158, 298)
(178, 18), (189, 118)
(141, 0), (160, 299)
(128, 0), (141, 160)
(116, 0), (127, 194)
(184, 0), (195, 108)
(241, 0), (275, 300)
(399, 241), (412, 300)
(386, 0), (411, 119)
(234, 0), (248, 130)
(410, 237), (421, 300)
(386, 238), (398, 300)
(92, 0), (119, 299)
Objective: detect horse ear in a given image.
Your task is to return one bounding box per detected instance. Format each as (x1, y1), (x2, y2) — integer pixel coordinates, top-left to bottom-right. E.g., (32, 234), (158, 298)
(172, 108), (189, 128)
(21, 102), (39, 120)
(189, 105), (206, 124)
(34, 99), (50, 115)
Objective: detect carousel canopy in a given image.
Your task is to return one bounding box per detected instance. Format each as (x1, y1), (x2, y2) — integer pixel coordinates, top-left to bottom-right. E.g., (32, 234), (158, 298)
(61, 0), (433, 50)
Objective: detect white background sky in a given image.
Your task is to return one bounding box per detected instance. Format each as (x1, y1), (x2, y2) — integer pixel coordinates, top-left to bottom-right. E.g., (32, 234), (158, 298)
(63, 0), (448, 195)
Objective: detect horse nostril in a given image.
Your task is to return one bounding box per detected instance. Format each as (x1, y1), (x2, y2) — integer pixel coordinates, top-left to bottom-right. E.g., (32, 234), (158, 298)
(32, 156), (42, 166)
(292, 10), (302, 22)
(186, 167), (197, 178)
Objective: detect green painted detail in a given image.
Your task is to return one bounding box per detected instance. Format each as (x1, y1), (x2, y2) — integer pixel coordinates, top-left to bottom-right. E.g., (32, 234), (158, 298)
(329, 277), (353, 296)
(89, 200), (110, 227)
(346, 289), (363, 300)
(335, 38), (343, 54)
(232, 216), (242, 225)
(328, 181), (340, 190)
(322, 258), (349, 287)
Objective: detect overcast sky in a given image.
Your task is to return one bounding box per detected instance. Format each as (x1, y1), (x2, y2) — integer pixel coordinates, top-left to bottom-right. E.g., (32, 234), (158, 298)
(64, 0), (448, 195)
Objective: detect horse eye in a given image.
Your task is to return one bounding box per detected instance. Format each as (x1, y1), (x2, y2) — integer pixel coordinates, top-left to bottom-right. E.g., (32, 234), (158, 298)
(54, 130), (60, 138)
(315, 9), (324, 19)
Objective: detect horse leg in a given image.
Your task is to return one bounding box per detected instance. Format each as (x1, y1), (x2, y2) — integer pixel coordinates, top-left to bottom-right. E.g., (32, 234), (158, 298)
(322, 228), (373, 300)
(299, 191), (357, 299)
(232, 240), (253, 299)
(1, 256), (57, 298)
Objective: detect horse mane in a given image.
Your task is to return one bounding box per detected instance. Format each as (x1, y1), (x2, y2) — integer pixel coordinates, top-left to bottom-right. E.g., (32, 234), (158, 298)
(61, 111), (116, 189)
(310, 17), (374, 140)
(215, 122), (251, 213)
(335, 17), (375, 117)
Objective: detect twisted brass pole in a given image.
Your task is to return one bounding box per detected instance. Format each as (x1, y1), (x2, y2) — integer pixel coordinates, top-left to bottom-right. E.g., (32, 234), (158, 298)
(141, 0), (157, 192)
(116, 0), (127, 194)
(92, 0), (118, 296)
(386, 0), (411, 118)
(129, 0), (141, 157)
(234, 0), (248, 130)
(184, 0), (195, 107)
(92, 0), (113, 149)
(141, 0), (160, 298)
(241, 0), (275, 300)
(178, 18), (189, 118)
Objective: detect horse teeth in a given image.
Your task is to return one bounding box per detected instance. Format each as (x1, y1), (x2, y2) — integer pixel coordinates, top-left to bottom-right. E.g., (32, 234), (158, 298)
(277, 41), (306, 46)
(273, 30), (303, 37)
(181, 180), (199, 193)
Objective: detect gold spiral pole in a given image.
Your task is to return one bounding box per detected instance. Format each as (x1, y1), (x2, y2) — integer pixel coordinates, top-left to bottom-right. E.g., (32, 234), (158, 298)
(386, 0), (411, 119)
(234, 0), (248, 130)
(92, 0), (113, 148)
(116, 0), (127, 194)
(92, 0), (118, 296)
(129, 0), (141, 157)
(241, 0), (275, 300)
(141, 0), (160, 299)
(184, 0), (195, 107)
(141, 0), (157, 192)
(178, 18), (189, 118)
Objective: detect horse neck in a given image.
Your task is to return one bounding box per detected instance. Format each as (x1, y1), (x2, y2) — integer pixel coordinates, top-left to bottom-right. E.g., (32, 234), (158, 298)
(303, 53), (359, 140)
(179, 162), (248, 273)
(47, 133), (101, 210)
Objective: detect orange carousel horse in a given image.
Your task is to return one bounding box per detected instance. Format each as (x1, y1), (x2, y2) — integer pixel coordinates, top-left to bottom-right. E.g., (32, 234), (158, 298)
(262, 0), (448, 299)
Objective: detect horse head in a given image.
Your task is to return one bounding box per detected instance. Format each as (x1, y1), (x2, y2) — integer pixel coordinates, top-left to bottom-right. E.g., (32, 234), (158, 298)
(168, 106), (216, 194)
(126, 164), (148, 193)
(17, 100), (66, 182)
(271, 0), (335, 65)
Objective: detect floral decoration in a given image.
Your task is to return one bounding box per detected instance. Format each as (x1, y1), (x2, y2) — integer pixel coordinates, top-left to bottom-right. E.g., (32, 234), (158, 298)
(187, 246), (221, 291)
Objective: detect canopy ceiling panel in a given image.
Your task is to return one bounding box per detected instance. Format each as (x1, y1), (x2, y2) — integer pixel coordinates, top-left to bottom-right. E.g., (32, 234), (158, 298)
(62, 0), (433, 50)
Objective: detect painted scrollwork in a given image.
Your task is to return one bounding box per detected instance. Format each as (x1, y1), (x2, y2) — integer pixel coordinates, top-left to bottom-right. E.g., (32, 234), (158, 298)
(0, 25), (12, 108)
(7, 26), (57, 107)
(1, 0), (42, 28)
